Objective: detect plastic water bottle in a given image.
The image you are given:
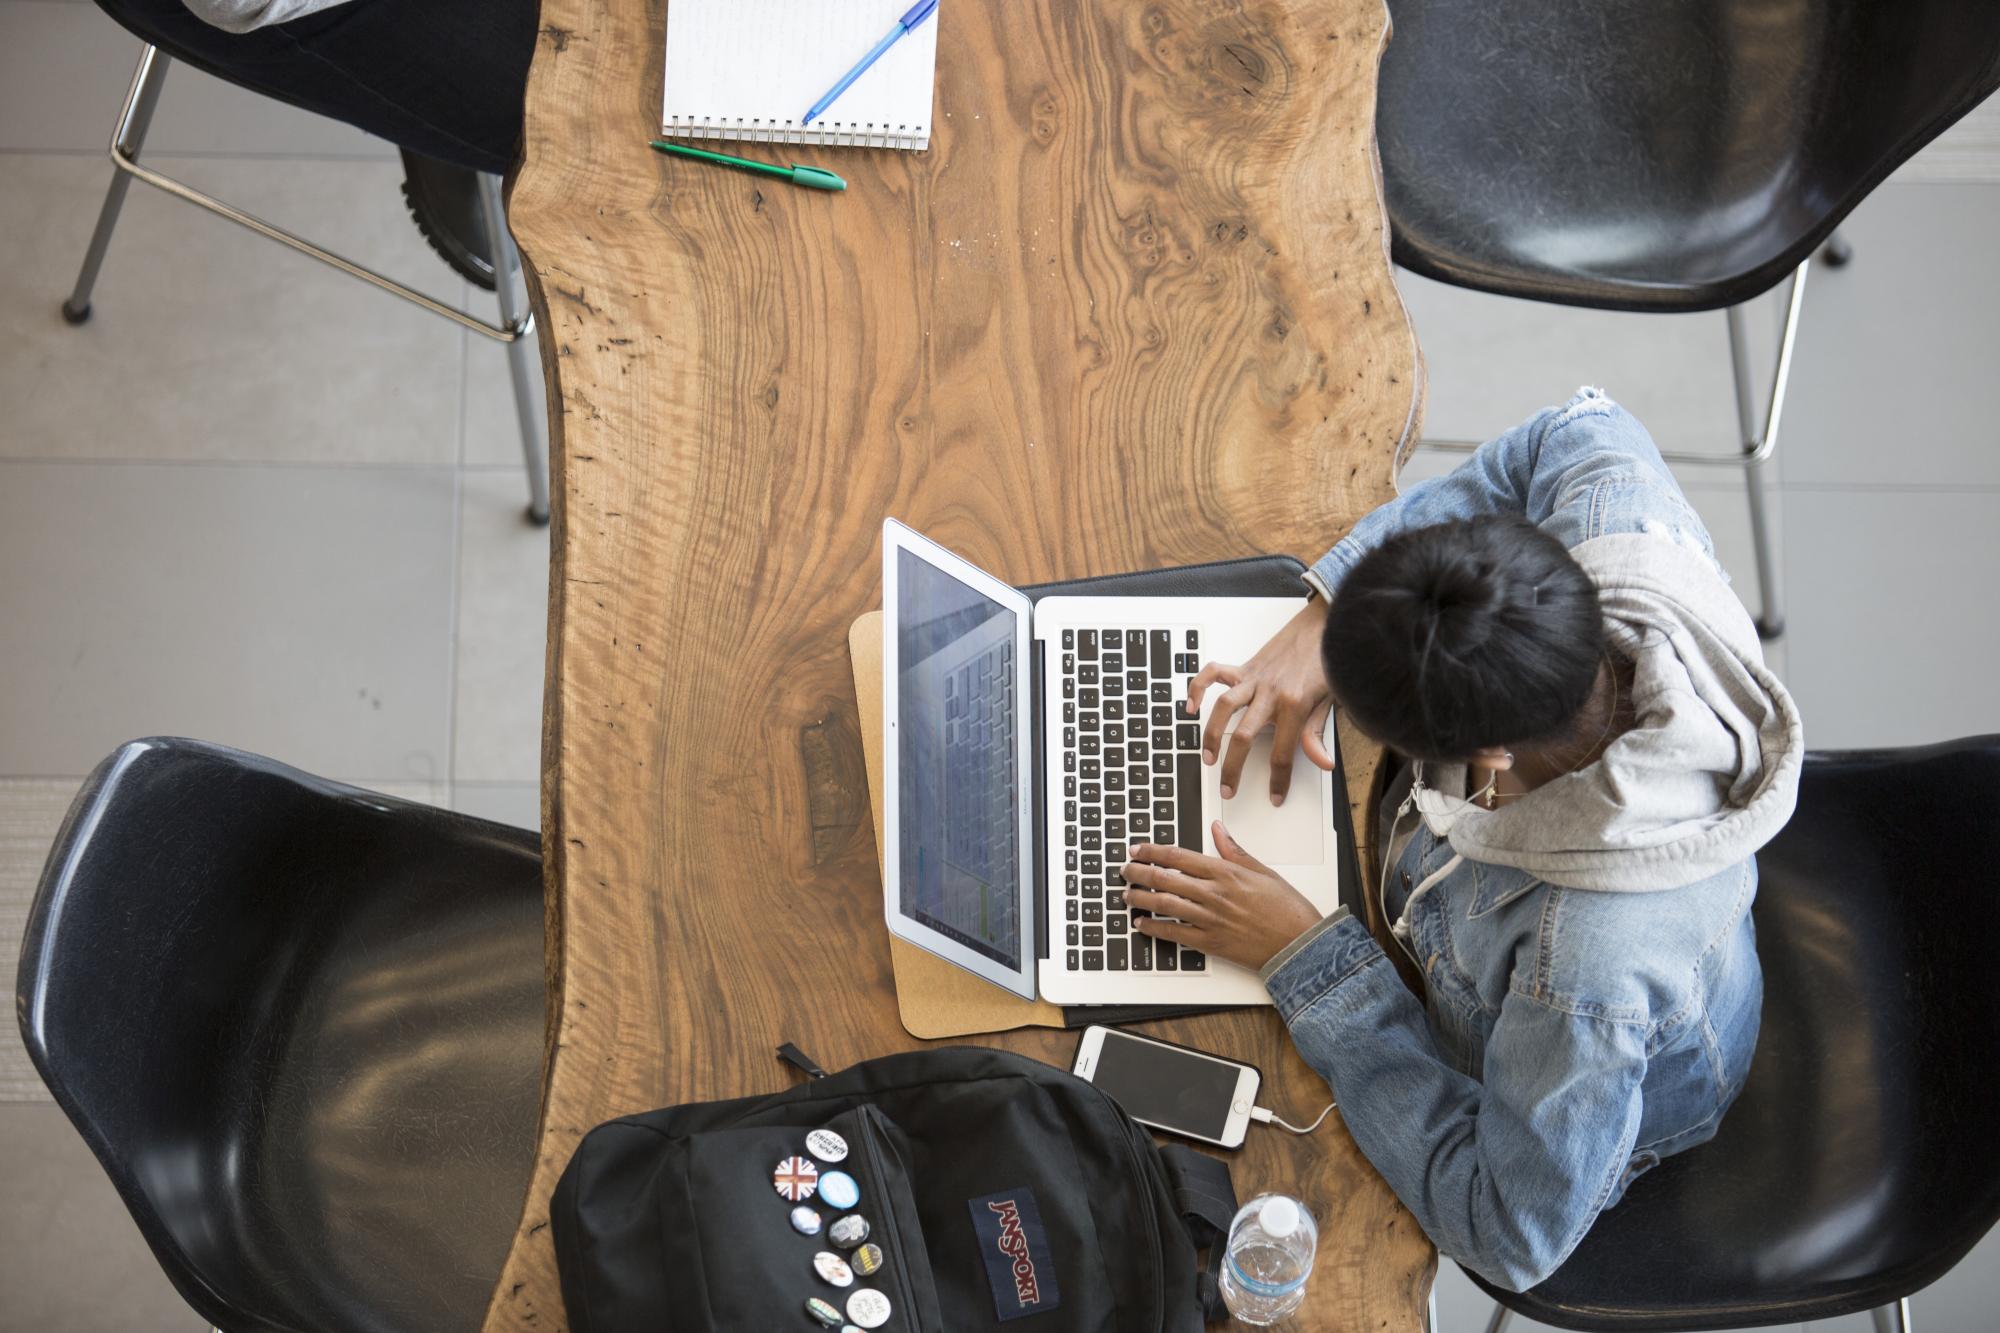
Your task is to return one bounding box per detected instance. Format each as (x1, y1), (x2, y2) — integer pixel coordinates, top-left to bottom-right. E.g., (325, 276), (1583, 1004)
(1219, 1193), (1317, 1325)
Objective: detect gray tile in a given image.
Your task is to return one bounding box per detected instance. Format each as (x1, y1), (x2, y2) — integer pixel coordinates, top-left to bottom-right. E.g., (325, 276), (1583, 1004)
(1784, 488), (2000, 749)
(0, 153), (466, 465)
(0, 461), (457, 779)
(452, 471), (548, 783)
(1782, 183), (2000, 488)
(0, 778), (78, 1102)
(0, 0), (393, 157)
(0, 1103), (209, 1332)
(1396, 270), (1788, 482)
(454, 782), (541, 833)
(461, 283), (549, 471)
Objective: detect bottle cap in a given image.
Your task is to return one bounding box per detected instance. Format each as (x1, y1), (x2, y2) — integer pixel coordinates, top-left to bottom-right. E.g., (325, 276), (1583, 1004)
(1259, 1195), (1302, 1239)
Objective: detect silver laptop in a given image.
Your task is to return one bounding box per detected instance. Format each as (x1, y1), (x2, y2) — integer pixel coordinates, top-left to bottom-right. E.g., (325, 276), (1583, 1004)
(881, 519), (1346, 1006)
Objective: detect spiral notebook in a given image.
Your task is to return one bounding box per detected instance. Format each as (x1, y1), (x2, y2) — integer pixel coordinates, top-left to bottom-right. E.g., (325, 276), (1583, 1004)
(662, 0), (940, 151)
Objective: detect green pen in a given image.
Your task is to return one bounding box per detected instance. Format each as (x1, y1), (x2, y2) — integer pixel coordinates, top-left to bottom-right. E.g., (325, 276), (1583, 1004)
(648, 139), (845, 192)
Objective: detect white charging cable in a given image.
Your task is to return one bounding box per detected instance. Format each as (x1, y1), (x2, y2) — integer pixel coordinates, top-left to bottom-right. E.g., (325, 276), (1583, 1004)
(1250, 1101), (1337, 1135)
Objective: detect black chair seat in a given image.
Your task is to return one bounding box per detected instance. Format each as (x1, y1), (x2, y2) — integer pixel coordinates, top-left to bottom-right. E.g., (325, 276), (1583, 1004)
(1469, 738), (2000, 1329)
(15, 738), (546, 1333)
(1379, 1), (2000, 311)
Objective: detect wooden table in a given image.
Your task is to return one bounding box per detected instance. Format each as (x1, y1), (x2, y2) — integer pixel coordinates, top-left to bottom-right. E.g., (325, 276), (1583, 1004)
(487, 1), (1430, 1327)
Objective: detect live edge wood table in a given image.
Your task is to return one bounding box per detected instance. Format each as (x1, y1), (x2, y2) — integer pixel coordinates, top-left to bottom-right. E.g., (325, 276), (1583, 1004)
(485, 1), (1429, 1328)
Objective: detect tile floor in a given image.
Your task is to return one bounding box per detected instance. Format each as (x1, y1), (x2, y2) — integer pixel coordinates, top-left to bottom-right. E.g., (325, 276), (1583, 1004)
(0, 5), (1996, 1330)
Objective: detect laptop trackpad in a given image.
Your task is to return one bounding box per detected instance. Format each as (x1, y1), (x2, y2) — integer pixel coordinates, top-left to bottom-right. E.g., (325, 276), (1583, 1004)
(1203, 727), (1325, 866)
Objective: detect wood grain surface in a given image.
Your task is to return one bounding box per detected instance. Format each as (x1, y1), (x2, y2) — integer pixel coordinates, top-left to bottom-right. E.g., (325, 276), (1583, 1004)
(490, 0), (1428, 1327)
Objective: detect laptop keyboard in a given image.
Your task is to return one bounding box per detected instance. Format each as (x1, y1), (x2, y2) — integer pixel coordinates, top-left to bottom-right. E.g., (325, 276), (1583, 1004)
(943, 641), (1017, 896)
(1057, 627), (1206, 976)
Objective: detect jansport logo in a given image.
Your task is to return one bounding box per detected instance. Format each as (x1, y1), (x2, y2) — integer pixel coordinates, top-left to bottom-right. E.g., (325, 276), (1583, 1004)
(986, 1199), (1041, 1304)
(968, 1188), (1061, 1320)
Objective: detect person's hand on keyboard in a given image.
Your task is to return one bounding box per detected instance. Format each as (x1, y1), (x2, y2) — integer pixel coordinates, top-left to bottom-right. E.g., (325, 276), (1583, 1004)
(1121, 823), (1322, 972)
(1185, 598), (1334, 805)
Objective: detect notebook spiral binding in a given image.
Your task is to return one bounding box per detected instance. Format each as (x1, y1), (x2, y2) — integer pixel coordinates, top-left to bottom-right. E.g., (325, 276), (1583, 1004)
(662, 116), (931, 151)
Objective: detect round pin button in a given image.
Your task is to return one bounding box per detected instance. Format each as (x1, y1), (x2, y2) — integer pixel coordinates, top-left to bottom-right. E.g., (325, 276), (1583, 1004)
(828, 1213), (870, 1249)
(813, 1250), (855, 1288)
(805, 1128), (849, 1163)
(817, 1169), (860, 1210)
(845, 1288), (892, 1328)
(789, 1205), (823, 1236)
(803, 1296), (843, 1327)
(773, 1156), (820, 1202)
(850, 1242), (885, 1277)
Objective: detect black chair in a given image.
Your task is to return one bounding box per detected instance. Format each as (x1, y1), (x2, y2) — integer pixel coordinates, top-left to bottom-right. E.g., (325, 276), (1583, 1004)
(14, 738), (545, 1333)
(1377, 0), (2000, 638)
(1468, 737), (2000, 1332)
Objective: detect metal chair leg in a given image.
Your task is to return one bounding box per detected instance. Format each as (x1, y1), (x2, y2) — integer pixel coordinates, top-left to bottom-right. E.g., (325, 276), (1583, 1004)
(477, 172), (550, 526)
(1871, 1298), (1913, 1333)
(1726, 261), (1809, 641)
(63, 44), (170, 324)
(1481, 1301), (1513, 1333)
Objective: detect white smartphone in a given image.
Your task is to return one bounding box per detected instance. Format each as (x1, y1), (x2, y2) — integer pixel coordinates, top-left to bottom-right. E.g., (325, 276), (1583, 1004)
(1072, 1026), (1261, 1150)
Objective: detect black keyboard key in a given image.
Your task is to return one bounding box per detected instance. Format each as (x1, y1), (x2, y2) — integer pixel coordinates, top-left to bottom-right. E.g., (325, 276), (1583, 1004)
(1082, 854), (1102, 875)
(1078, 711), (1099, 732)
(1080, 735), (1100, 756)
(1063, 752), (1076, 773)
(1182, 950), (1206, 971)
(1062, 629), (1074, 648)
(1104, 746), (1125, 768)
(1082, 950), (1104, 972)
(1152, 775), (1174, 799)
(1083, 831), (1103, 852)
(1173, 652), (1192, 673)
(1125, 629), (1147, 658)
(1067, 924), (1079, 946)
(1104, 697), (1124, 721)
(1108, 939), (1129, 970)
(1065, 826), (1078, 847)
(1158, 940), (1179, 971)
(1130, 765), (1149, 787)
(1079, 687), (1099, 709)
(1150, 681), (1172, 703)
(1150, 629), (1171, 675)
(1082, 806), (1102, 828)
(1065, 900), (1078, 921)
(1127, 670), (1147, 693)
(1153, 705), (1174, 727)
(1105, 842), (1126, 864)
(1062, 701), (1075, 725)
(1063, 726), (1076, 748)
(1186, 629), (1199, 650)
(1080, 782), (1101, 802)
(1105, 770), (1125, 793)
(1078, 629), (1097, 657)
(1133, 935), (1153, 969)
(1177, 723), (1201, 750)
(1154, 800), (1174, 823)
(1065, 850), (1077, 870)
(1080, 757), (1100, 779)
(1108, 890), (1127, 912)
(1063, 678), (1075, 699)
(1067, 948), (1080, 970)
(1062, 652), (1074, 673)
(1064, 799), (1077, 823)
(1102, 652), (1123, 673)
(1108, 915), (1128, 937)
(1082, 901), (1104, 923)
(1177, 753), (1203, 849)
(1101, 628), (1119, 647)
(1078, 663), (1099, 686)
(1152, 753), (1174, 775)
(1065, 873), (1078, 896)
(1105, 818), (1126, 840)
(1064, 775), (1076, 796)
(1082, 925), (1104, 948)
(1153, 729), (1174, 751)
(1105, 793), (1125, 817)
(1082, 879), (1103, 898)
(1104, 723), (1125, 745)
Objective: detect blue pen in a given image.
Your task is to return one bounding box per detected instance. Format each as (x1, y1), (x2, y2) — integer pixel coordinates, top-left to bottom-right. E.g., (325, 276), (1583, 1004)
(801, 0), (939, 128)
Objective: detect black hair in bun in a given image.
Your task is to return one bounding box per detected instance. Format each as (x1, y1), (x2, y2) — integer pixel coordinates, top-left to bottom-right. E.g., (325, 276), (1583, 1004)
(1321, 517), (1604, 760)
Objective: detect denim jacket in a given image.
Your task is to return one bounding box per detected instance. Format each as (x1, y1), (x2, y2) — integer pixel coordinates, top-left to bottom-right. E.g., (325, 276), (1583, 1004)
(1266, 388), (1802, 1290)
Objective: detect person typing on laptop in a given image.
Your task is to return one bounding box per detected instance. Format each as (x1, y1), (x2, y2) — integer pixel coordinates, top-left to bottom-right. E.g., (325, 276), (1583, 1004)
(1121, 387), (1803, 1291)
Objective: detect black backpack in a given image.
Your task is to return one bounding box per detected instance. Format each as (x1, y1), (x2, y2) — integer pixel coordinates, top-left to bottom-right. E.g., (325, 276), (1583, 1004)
(550, 1045), (1239, 1331)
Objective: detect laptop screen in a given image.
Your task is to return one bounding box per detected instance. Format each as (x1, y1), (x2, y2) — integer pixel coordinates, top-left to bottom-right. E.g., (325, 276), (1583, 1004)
(894, 546), (1024, 971)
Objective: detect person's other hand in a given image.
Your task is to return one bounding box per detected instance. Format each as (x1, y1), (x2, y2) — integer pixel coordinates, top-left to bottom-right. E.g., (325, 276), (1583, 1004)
(1185, 597), (1334, 805)
(1122, 824), (1325, 973)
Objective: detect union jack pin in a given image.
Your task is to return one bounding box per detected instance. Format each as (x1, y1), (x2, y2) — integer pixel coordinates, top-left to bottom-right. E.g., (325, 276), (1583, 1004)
(773, 1155), (820, 1202)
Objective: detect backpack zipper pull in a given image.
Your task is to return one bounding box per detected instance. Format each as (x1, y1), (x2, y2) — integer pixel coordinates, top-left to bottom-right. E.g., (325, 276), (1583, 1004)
(776, 1042), (829, 1080)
